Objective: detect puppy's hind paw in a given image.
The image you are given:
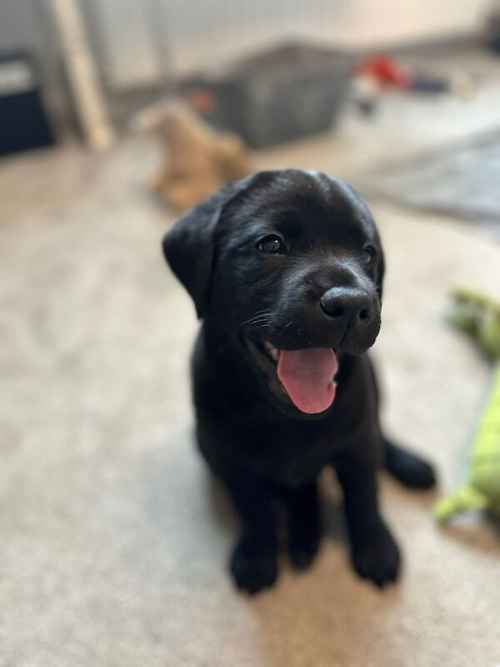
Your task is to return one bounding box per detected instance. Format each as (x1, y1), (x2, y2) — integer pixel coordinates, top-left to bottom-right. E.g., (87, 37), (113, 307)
(384, 440), (437, 490)
(230, 538), (279, 595)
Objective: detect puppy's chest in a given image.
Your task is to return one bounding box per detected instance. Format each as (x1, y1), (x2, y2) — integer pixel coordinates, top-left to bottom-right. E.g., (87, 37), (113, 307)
(234, 422), (341, 486)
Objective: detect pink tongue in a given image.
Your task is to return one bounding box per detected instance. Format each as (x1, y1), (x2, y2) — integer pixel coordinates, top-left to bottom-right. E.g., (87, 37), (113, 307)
(277, 348), (338, 414)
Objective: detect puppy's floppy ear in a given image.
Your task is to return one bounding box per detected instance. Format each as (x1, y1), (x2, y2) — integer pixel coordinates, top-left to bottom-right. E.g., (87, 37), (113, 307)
(162, 177), (254, 318)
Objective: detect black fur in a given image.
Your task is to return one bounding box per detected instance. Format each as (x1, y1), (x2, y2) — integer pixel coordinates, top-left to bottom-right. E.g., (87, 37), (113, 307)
(163, 169), (436, 594)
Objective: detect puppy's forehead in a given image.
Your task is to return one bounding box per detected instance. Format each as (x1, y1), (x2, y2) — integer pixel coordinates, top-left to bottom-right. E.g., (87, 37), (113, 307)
(305, 171), (373, 228)
(236, 170), (374, 238)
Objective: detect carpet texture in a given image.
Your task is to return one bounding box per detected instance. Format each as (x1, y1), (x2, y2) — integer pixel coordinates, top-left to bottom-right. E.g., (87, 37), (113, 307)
(1, 140), (500, 667)
(362, 129), (500, 236)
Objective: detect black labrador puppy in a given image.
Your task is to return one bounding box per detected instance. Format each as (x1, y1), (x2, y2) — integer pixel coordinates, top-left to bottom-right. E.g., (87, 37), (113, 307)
(163, 169), (436, 594)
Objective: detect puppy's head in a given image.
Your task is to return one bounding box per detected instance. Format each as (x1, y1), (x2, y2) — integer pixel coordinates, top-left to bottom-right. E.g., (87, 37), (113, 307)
(163, 170), (385, 416)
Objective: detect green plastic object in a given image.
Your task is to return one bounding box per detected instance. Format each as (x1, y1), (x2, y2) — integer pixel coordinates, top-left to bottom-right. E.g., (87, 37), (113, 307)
(447, 287), (500, 361)
(435, 365), (500, 521)
(434, 289), (500, 522)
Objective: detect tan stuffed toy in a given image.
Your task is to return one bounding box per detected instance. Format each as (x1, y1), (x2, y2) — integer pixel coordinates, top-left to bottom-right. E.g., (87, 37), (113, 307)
(134, 100), (252, 212)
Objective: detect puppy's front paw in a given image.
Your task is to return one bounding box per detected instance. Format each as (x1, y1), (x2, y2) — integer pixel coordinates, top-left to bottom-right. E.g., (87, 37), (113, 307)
(230, 537), (278, 595)
(350, 521), (401, 589)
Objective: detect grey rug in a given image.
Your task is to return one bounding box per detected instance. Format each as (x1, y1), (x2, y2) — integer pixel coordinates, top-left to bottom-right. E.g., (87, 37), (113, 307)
(362, 129), (500, 235)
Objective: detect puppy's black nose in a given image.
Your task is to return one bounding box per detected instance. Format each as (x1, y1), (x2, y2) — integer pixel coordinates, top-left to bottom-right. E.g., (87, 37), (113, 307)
(320, 287), (373, 324)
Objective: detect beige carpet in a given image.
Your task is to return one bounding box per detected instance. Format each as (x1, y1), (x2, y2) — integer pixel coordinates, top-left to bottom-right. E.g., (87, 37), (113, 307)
(1, 140), (500, 667)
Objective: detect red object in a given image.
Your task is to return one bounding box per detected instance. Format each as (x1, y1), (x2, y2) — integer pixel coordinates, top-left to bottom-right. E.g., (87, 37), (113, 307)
(186, 89), (217, 114)
(356, 55), (411, 89)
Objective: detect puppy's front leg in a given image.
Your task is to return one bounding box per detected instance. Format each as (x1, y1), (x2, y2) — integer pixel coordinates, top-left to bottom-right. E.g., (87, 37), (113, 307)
(225, 474), (279, 595)
(283, 481), (322, 571)
(336, 459), (401, 588)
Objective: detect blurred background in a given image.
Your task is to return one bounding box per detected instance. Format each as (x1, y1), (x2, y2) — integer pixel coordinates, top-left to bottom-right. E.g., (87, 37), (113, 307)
(2, 2), (500, 666)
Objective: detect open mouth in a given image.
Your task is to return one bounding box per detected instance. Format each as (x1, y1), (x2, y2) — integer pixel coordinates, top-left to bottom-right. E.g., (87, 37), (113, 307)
(253, 340), (339, 415)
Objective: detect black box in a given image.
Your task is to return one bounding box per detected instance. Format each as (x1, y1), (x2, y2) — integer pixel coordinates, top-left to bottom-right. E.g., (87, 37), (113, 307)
(0, 51), (55, 157)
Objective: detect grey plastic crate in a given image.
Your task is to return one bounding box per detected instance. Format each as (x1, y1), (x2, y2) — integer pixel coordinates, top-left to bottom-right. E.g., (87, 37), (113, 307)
(208, 42), (354, 148)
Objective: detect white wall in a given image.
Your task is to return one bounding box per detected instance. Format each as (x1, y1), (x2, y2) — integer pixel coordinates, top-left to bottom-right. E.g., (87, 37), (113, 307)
(0, 1), (491, 90)
(165, 0), (491, 75)
(86, 0), (492, 87)
(332, 0), (491, 45)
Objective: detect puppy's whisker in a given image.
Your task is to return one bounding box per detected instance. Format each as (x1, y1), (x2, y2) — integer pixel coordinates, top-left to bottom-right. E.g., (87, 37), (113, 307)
(241, 310), (274, 331)
(244, 321), (272, 332)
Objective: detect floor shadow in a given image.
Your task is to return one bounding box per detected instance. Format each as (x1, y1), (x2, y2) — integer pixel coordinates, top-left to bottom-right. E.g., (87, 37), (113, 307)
(436, 511), (500, 553)
(204, 471), (239, 537)
(382, 471), (441, 507)
(487, 511), (500, 535)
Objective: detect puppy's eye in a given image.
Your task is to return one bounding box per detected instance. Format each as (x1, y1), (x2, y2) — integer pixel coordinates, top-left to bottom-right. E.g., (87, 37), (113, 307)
(256, 234), (286, 255)
(363, 244), (377, 264)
